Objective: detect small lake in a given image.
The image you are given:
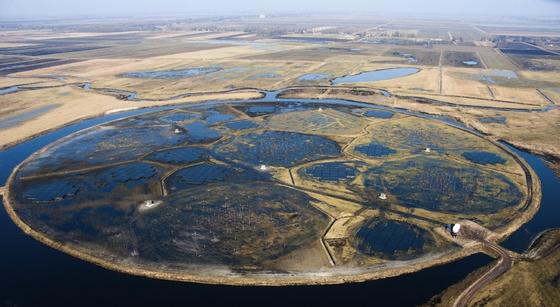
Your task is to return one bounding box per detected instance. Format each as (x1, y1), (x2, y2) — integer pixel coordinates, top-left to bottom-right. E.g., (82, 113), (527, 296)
(331, 67), (419, 85)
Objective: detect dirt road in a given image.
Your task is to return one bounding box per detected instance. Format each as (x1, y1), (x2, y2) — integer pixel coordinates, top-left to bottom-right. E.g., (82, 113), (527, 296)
(452, 242), (513, 307)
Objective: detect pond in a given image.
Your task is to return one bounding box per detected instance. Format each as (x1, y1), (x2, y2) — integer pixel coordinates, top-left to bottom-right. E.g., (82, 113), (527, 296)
(331, 67), (419, 85)
(462, 60), (479, 66)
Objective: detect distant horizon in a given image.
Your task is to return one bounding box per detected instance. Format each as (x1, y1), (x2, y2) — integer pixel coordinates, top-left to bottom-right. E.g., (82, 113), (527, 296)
(1, 0), (560, 20)
(0, 12), (559, 24)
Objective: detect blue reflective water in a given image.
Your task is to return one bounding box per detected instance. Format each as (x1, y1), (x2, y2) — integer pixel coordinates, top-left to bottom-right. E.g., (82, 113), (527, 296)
(299, 73), (330, 81)
(332, 68), (419, 85)
(463, 60), (478, 66)
(246, 105), (276, 116)
(501, 145), (560, 253)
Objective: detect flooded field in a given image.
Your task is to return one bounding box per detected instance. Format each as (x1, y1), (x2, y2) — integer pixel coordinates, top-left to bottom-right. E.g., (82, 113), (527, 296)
(498, 42), (558, 56)
(363, 109), (395, 119)
(216, 130), (341, 167)
(121, 67), (222, 79)
(248, 73), (281, 80)
(224, 120), (259, 130)
(462, 151), (507, 165)
(145, 147), (208, 165)
(331, 67), (419, 85)
(4, 99), (532, 285)
(363, 156), (522, 213)
(478, 116), (507, 124)
(354, 142), (397, 157)
(480, 70), (518, 84)
(0, 104), (61, 130)
(298, 73), (331, 81)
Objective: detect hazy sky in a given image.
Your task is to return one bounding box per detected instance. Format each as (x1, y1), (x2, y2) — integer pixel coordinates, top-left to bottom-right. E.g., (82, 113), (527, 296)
(1, 0), (559, 18)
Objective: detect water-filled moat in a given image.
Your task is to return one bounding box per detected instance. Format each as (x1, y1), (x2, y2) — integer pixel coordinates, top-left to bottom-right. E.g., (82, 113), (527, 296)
(5, 100), (532, 285)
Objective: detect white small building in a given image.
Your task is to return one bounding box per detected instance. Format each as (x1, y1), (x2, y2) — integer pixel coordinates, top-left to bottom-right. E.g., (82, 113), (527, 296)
(452, 224), (461, 234)
(145, 200), (157, 208)
(378, 192), (387, 200)
(139, 199), (162, 211)
(259, 164), (267, 171)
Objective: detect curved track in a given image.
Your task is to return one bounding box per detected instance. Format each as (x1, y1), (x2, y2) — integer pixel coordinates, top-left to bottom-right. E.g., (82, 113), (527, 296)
(453, 242), (513, 307)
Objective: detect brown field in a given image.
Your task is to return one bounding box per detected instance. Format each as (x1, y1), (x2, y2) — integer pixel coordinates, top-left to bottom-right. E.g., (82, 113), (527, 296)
(3, 29), (558, 159)
(443, 51), (483, 68)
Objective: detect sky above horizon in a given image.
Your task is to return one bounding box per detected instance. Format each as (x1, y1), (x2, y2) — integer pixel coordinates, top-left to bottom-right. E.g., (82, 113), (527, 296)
(1, 0), (560, 18)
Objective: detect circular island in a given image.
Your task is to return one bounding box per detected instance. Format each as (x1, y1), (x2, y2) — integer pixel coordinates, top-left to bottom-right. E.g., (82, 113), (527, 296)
(4, 99), (538, 285)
